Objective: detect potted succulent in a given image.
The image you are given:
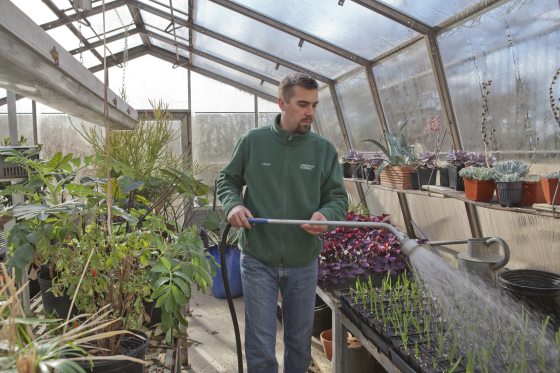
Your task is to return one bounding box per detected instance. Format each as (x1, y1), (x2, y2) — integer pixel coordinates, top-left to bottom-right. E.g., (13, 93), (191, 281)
(318, 211), (407, 288)
(465, 151), (496, 168)
(458, 166), (496, 202)
(340, 150), (365, 179)
(540, 171), (560, 205)
(363, 121), (416, 190)
(362, 151), (384, 182)
(493, 160), (530, 207)
(446, 150), (469, 191)
(414, 151), (438, 189)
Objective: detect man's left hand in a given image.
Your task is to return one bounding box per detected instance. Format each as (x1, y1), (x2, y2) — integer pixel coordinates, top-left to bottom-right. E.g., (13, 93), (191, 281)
(301, 212), (328, 236)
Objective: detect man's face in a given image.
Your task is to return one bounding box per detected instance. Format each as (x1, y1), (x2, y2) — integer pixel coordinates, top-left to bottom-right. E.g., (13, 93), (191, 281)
(278, 86), (319, 134)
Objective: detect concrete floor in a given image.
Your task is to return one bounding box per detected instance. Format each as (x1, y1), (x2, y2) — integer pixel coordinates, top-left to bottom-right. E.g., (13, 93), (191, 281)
(184, 289), (331, 372)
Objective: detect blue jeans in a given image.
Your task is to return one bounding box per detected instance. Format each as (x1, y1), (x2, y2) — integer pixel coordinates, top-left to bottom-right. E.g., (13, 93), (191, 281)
(240, 252), (318, 373)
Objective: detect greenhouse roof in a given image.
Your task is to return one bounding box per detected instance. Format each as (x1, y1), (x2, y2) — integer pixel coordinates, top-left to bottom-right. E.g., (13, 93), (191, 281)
(3, 0), (503, 106)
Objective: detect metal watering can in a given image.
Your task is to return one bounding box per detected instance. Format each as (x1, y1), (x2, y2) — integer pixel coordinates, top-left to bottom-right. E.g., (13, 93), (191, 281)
(429, 237), (510, 285)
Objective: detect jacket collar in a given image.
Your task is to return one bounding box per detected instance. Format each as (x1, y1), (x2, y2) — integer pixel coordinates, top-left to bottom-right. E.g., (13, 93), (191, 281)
(270, 114), (310, 145)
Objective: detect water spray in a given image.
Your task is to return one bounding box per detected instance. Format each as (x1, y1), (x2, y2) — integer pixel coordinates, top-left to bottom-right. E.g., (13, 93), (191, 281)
(219, 217), (421, 372)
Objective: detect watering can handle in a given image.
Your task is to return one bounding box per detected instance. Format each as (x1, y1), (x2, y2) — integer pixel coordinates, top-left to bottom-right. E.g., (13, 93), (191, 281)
(486, 237), (510, 270)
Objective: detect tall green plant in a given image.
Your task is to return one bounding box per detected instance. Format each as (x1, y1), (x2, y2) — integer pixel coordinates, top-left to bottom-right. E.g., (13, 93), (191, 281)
(363, 120), (416, 174)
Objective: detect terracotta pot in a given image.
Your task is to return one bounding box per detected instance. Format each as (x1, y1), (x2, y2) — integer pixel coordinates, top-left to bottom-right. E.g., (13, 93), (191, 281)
(464, 178), (495, 202)
(522, 181), (546, 206)
(320, 329), (333, 361)
(540, 177), (560, 205)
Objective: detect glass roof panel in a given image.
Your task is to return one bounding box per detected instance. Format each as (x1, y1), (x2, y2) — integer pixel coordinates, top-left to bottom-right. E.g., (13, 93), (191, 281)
(376, 0), (485, 27)
(146, 25), (189, 44)
(235, 0), (418, 60)
(150, 38), (189, 58)
(95, 34), (144, 58)
(137, 0), (188, 18)
(77, 50), (101, 69)
(192, 55), (278, 98)
(46, 26), (82, 51)
(193, 32), (297, 83)
(195, 0), (358, 78)
(140, 9), (175, 31)
(11, 0), (59, 24)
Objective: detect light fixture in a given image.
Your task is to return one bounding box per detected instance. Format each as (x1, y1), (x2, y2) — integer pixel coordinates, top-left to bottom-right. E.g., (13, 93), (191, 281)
(275, 63), (280, 70)
(298, 38), (304, 48)
(338, 0), (345, 6)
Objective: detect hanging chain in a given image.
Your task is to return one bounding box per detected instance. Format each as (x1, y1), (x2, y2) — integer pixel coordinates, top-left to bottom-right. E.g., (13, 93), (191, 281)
(77, 11), (84, 63)
(115, 8), (129, 101)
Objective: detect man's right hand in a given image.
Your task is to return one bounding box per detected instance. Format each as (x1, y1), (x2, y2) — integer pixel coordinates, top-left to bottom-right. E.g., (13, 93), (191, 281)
(227, 205), (253, 229)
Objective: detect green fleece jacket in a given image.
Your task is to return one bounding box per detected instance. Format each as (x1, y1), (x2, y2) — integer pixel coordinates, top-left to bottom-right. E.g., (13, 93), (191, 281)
(217, 115), (348, 267)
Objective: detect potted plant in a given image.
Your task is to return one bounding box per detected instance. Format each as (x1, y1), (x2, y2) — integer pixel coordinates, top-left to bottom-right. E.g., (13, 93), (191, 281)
(363, 121), (416, 190)
(522, 175), (546, 206)
(493, 160), (529, 207)
(414, 151), (438, 189)
(1, 149), (215, 365)
(0, 262), (148, 372)
(340, 150), (365, 179)
(458, 166), (496, 202)
(540, 171), (560, 205)
(318, 211), (407, 288)
(446, 150), (469, 191)
(362, 151), (384, 182)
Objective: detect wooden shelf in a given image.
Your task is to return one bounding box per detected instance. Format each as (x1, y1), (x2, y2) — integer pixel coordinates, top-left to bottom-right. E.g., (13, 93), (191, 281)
(345, 178), (560, 218)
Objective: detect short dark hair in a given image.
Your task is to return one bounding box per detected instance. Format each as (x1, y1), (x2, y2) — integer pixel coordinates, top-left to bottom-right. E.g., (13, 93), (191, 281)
(278, 73), (318, 101)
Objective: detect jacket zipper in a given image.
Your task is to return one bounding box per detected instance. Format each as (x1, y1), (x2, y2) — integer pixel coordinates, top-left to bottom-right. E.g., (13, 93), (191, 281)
(281, 135), (293, 266)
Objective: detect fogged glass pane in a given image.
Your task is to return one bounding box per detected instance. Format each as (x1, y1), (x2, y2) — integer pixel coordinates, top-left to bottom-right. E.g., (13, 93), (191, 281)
(193, 33), (297, 82)
(378, 0), (484, 26)
(0, 111), (35, 144)
(0, 94), (33, 114)
(195, 0), (358, 78)
(438, 0), (560, 170)
(192, 113), (254, 204)
(373, 40), (452, 158)
(192, 56), (278, 98)
(12, 0), (58, 25)
(236, 0), (417, 60)
(78, 50), (101, 69)
(258, 112), (278, 127)
(46, 27), (81, 51)
(149, 37), (189, 58)
(335, 69), (383, 152)
(315, 87), (344, 152)
(94, 34), (143, 56)
(146, 25), (189, 44)
(137, 0), (179, 16)
(80, 6), (132, 38)
(140, 9), (174, 31)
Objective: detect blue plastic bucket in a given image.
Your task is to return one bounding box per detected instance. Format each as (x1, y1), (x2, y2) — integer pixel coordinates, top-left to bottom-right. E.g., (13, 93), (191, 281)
(208, 245), (243, 299)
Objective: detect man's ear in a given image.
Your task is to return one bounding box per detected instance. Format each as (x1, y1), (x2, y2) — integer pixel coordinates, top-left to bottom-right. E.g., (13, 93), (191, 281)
(278, 96), (286, 111)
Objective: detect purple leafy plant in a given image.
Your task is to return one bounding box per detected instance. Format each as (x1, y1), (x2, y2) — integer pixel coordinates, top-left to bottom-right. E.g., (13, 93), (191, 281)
(318, 212), (407, 286)
(446, 150), (469, 166)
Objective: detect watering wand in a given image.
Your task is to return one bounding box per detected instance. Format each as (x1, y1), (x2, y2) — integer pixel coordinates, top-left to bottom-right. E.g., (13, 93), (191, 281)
(219, 217), (421, 372)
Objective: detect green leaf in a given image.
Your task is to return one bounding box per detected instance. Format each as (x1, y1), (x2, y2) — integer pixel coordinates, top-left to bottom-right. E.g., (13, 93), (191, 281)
(160, 257), (172, 271)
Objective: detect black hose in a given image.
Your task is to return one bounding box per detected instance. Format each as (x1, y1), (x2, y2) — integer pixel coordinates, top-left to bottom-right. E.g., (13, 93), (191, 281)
(220, 223), (243, 372)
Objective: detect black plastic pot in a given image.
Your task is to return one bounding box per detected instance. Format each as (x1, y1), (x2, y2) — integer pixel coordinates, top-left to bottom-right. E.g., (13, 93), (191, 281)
(439, 167), (449, 187)
(77, 331), (149, 373)
(37, 269), (76, 318)
(142, 299), (162, 328)
(496, 181), (523, 207)
(447, 164), (464, 191)
(497, 269), (560, 326)
(416, 168), (437, 188)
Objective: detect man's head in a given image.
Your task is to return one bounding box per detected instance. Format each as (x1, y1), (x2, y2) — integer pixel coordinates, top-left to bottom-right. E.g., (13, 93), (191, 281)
(278, 73), (319, 134)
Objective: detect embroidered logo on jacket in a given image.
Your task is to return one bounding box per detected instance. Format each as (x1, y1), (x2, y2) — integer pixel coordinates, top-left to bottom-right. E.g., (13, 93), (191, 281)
(300, 164), (315, 171)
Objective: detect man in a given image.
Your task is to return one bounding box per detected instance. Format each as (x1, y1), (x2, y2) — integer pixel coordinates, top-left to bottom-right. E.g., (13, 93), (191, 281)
(217, 72), (348, 373)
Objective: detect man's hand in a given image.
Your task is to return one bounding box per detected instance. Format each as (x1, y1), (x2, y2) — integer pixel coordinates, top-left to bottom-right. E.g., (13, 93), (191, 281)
(301, 212), (328, 236)
(227, 205), (253, 229)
